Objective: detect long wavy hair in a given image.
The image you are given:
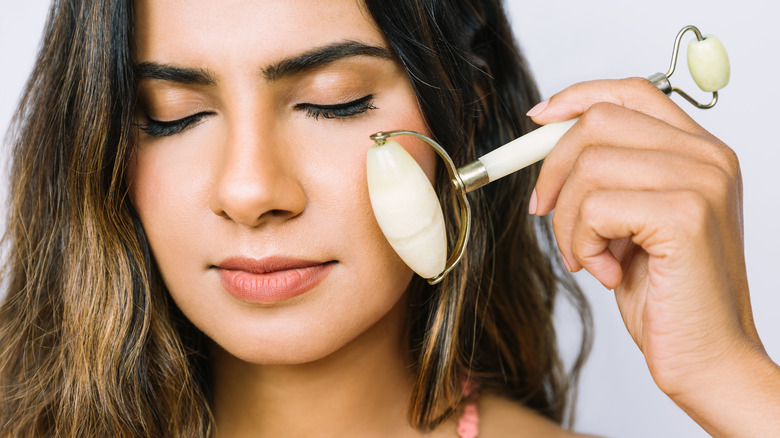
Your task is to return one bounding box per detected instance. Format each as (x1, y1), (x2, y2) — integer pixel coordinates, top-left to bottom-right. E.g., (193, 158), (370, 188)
(0, 0), (592, 436)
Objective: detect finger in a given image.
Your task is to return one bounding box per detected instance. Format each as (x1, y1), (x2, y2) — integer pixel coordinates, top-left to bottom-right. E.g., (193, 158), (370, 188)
(551, 147), (733, 272)
(529, 77), (710, 137)
(568, 189), (714, 290)
(533, 102), (721, 215)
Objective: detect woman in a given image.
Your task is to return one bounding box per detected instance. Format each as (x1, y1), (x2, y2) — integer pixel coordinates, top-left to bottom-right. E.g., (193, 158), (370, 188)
(1, 0), (777, 436)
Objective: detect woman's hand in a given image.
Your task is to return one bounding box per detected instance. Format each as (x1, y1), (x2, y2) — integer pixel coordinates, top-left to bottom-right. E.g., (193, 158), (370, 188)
(528, 78), (780, 436)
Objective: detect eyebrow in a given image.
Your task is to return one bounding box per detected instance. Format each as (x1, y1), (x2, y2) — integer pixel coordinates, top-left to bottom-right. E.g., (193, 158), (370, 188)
(262, 41), (395, 80)
(134, 63), (216, 86)
(134, 41), (395, 85)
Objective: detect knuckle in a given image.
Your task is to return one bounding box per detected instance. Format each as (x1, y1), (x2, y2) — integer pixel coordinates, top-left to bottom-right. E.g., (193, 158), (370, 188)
(701, 163), (732, 198)
(621, 76), (659, 95)
(579, 191), (603, 223)
(713, 144), (741, 180)
(579, 102), (618, 132)
(690, 135), (740, 181)
(572, 145), (607, 180)
(674, 190), (712, 234)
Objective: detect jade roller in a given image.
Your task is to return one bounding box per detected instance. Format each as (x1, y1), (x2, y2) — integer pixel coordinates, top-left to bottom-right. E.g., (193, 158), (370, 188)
(367, 25), (730, 285)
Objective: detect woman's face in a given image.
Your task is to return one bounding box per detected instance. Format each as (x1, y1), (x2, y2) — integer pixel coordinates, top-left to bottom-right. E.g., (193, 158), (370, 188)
(129, 0), (435, 364)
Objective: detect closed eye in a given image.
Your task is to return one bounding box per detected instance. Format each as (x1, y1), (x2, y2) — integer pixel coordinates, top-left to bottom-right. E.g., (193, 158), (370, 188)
(298, 95), (376, 120)
(136, 94), (375, 137)
(137, 112), (212, 137)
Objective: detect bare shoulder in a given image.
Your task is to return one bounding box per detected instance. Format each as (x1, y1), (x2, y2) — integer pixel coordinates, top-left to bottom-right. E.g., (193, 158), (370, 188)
(478, 394), (601, 438)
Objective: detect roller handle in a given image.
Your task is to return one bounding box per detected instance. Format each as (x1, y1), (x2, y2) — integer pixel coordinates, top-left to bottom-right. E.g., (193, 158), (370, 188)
(462, 30), (729, 188)
(473, 118), (578, 184)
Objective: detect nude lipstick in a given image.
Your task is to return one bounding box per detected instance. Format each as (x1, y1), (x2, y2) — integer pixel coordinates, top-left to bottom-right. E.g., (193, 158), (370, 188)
(216, 257), (334, 303)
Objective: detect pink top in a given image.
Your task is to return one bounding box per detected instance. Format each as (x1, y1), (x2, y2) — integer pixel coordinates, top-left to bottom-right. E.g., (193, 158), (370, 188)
(456, 379), (479, 438)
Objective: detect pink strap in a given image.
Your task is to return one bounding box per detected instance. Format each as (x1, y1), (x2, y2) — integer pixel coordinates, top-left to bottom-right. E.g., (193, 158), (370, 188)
(457, 378), (479, 438)
(456, 402), (479, 438)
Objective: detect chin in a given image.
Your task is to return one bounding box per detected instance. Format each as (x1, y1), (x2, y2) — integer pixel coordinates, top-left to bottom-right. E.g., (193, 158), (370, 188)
(215, 331), (356, 366)
(173, 261), (415, 367)
(201, 296), (400, 367)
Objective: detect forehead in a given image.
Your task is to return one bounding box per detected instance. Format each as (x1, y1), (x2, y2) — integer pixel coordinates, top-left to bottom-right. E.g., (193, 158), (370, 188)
(133, 0), (385, 64)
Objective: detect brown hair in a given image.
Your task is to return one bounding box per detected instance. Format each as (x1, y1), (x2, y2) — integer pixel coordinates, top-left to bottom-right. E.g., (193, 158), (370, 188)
(0, 0), (591, 436)
(0, 1), (211, 436)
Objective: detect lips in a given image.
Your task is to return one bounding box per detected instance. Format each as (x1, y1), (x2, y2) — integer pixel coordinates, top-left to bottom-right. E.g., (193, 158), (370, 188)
(216, 257), (335, 303)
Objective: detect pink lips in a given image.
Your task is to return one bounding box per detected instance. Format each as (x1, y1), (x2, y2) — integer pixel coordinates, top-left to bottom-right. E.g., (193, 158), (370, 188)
(216, 257), (335, 303)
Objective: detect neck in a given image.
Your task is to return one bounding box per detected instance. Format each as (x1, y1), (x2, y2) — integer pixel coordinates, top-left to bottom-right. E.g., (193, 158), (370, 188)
(210, 298), (426, 437)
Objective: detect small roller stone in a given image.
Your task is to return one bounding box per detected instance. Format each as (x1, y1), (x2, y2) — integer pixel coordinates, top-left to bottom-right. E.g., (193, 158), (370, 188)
(687, 35), (730, 92)
(366, 140), (447, 279)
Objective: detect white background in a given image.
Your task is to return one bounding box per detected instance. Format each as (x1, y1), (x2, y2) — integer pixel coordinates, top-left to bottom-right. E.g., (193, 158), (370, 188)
(2, 1), (778, 437)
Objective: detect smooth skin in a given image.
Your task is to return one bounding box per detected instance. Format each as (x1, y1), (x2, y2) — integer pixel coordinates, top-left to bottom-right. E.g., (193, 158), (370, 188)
(129, 0), (592, 436)
(529, 78), (780, 436)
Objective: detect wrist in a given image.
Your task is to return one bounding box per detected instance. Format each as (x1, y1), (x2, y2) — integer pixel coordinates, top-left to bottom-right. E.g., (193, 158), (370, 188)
(665, 343), (780, 437)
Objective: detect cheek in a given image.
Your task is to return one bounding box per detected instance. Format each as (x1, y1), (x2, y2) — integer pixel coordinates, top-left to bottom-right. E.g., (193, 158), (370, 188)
(126, 143), (208, 268)
(324, 109), (435, 256)
(127, 150), (164, 229)
(127, 152), (170, 229)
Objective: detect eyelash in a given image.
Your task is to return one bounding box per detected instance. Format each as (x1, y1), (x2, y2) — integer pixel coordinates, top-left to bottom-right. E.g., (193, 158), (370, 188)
(299, 95), (377, 120)
(137, 95), (376, 138)
(137, 113), (209, 137)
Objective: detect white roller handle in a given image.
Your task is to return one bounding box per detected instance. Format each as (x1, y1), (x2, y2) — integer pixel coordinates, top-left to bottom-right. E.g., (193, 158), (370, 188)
(477, 118), (578, 182)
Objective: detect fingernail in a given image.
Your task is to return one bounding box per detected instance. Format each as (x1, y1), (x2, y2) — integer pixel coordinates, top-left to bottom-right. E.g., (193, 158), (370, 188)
(528, 189), (538, 215)
(561, 254), (572, 272)
(526, 99), (549, 117)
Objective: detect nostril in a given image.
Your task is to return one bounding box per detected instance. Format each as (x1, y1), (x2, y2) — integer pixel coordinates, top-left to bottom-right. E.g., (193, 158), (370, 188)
(210, 172), (307, 227)
(268, 208), (299, 219)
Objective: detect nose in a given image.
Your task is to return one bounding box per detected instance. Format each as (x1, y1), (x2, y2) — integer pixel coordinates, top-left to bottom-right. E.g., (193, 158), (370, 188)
(210, 128), (306, 228)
